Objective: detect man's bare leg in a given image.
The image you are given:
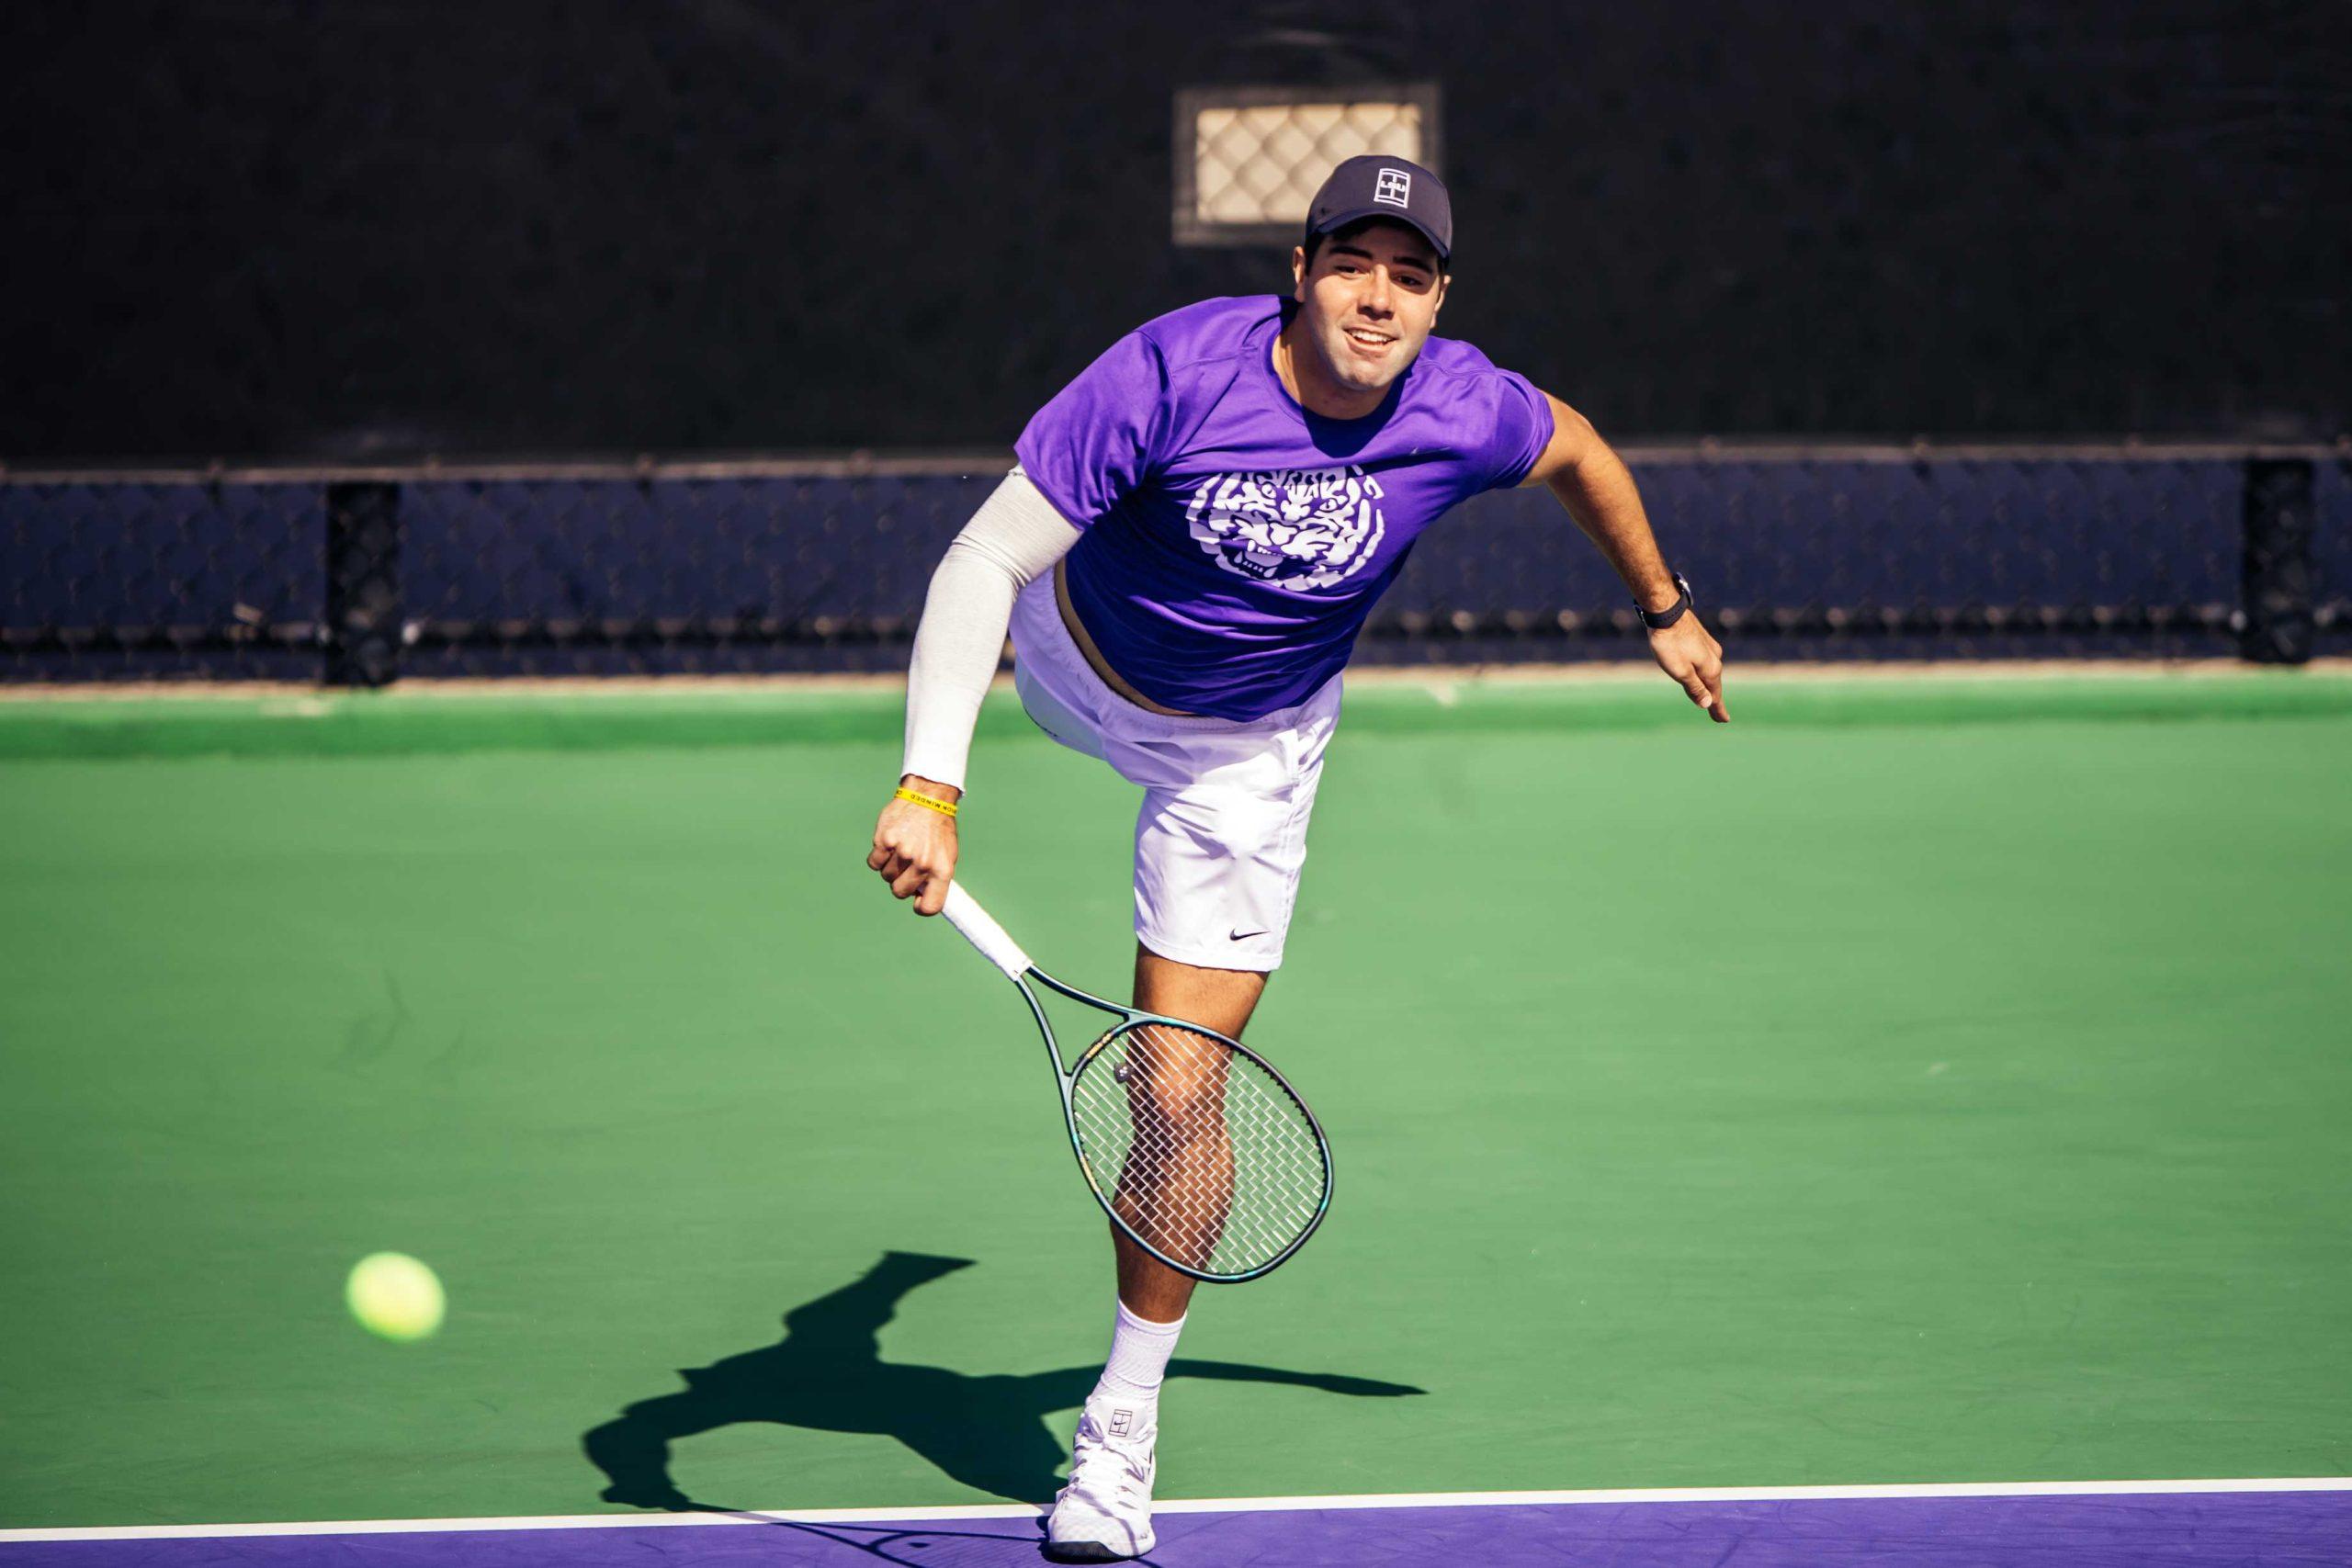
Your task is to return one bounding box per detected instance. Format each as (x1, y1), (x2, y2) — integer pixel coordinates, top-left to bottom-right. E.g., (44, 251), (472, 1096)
(1113, 944), (1269, 1321)
(1049, 954), (1273, 1557)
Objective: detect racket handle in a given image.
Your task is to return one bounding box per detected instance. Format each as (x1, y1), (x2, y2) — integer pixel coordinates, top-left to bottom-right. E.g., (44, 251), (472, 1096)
(940, 884), (1034, 980)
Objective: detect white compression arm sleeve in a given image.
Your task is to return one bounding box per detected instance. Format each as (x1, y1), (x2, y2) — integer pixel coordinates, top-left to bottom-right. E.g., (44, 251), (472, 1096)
(900, 468), (1081, 789)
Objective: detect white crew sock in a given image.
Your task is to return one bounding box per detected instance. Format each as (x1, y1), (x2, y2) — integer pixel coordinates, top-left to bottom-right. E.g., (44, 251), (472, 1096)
(1091, 1299), (1185, 1407)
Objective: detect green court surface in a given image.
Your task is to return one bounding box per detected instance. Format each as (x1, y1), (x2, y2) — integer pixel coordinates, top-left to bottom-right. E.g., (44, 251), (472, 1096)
(3, 670), (2348, 1530)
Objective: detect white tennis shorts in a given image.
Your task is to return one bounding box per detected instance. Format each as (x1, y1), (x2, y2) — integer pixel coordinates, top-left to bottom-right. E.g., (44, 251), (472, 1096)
(1009, 575), (1340, 973)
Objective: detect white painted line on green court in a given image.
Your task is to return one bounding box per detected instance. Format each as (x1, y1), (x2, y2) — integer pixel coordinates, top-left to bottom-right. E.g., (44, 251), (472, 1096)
(6, 1476), (2348, 1542)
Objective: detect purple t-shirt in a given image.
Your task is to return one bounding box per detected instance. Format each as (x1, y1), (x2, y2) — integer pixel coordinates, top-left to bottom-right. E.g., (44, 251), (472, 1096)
(1015, 294), (1554, 720)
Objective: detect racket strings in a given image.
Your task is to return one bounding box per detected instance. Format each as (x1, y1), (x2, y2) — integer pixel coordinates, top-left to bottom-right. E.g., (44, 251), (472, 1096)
(1069, 1020), (1325, 1278)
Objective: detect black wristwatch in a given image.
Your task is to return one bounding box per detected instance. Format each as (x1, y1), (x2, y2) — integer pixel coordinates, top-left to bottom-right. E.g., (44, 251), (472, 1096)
(1637, 572), (1695, 631)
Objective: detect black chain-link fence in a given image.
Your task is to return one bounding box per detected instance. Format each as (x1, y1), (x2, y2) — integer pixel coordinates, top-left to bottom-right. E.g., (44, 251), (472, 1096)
(5, 445), (2345, 684)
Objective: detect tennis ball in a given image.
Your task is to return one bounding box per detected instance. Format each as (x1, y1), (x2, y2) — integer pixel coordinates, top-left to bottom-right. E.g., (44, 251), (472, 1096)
(345, 1252), (445, 1342)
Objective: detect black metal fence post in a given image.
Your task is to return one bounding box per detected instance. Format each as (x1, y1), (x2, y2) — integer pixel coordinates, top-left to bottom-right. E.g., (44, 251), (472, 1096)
(324, 480), (403, 687)
(2239, 458), (2315, 665)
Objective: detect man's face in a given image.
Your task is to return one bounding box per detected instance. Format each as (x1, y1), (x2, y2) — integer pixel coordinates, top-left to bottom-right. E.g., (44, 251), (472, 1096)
(1289, 220), (1449, 399)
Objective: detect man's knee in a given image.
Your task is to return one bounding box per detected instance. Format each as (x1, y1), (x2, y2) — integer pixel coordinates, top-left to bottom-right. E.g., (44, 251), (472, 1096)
(1131, 945), (1268, 1036)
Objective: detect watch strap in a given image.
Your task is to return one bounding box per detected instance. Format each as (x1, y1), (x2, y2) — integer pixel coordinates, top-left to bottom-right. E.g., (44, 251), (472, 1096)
(1639, 572), (1695, 631)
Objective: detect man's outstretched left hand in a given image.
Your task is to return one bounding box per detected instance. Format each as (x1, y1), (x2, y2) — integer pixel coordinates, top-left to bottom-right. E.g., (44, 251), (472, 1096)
(1650, 616), (1728, 722)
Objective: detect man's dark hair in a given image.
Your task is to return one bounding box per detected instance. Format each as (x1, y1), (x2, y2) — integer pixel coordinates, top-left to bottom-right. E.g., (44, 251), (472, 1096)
(1302, 217), (1450, 275)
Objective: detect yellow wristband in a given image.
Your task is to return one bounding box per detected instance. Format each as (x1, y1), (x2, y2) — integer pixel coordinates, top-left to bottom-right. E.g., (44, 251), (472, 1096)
(894, 785), (959, 818)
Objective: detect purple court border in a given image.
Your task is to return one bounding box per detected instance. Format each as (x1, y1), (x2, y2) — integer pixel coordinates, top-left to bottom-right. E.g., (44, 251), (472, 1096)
(3, 1489), (2347, 1567)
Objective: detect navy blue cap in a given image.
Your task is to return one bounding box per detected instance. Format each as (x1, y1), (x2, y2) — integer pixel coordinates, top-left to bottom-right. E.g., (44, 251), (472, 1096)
(1303, 154), (1453, 262)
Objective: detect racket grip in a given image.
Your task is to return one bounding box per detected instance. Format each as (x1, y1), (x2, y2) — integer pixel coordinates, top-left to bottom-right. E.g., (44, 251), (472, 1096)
(940, 884), (1034, 980)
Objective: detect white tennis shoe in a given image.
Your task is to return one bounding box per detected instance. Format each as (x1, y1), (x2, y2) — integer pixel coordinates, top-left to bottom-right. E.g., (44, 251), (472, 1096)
(1045, 1395), (1158, 1562)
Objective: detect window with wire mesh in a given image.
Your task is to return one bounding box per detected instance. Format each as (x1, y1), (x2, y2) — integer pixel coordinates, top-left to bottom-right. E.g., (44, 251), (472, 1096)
(1173, 84), (1440, 247)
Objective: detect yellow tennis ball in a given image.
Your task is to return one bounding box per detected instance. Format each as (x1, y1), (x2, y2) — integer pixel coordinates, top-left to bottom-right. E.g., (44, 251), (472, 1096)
(345, 1252), (445, 1342)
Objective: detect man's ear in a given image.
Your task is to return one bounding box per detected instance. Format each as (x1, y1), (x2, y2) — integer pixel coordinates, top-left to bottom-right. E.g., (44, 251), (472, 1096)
(1431, 271), (1451, 319)
(1290, 244), (1308, 301)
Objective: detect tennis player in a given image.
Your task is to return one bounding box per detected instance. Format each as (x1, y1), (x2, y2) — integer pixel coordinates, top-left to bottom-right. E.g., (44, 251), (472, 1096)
(867, 155), (1724, 1561)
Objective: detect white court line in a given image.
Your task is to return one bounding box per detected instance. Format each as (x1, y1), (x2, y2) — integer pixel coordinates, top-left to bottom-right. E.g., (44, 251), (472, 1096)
(4, 1477), (2347, 1543)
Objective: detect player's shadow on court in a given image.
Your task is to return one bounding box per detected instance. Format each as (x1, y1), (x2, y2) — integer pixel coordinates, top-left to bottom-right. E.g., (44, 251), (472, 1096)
(582, 1249), (1422, 1511)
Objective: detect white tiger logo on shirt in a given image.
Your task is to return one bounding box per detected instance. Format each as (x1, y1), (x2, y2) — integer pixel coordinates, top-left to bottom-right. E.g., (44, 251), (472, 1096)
(1182, 465), (1388, 592)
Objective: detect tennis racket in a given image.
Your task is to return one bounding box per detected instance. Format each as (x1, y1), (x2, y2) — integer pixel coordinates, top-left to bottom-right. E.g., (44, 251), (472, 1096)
(938, 883), (1332, 1284)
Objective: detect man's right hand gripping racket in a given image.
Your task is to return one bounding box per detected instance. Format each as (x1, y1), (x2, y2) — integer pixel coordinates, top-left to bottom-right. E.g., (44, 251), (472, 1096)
(938, 883), (1332, 1283)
